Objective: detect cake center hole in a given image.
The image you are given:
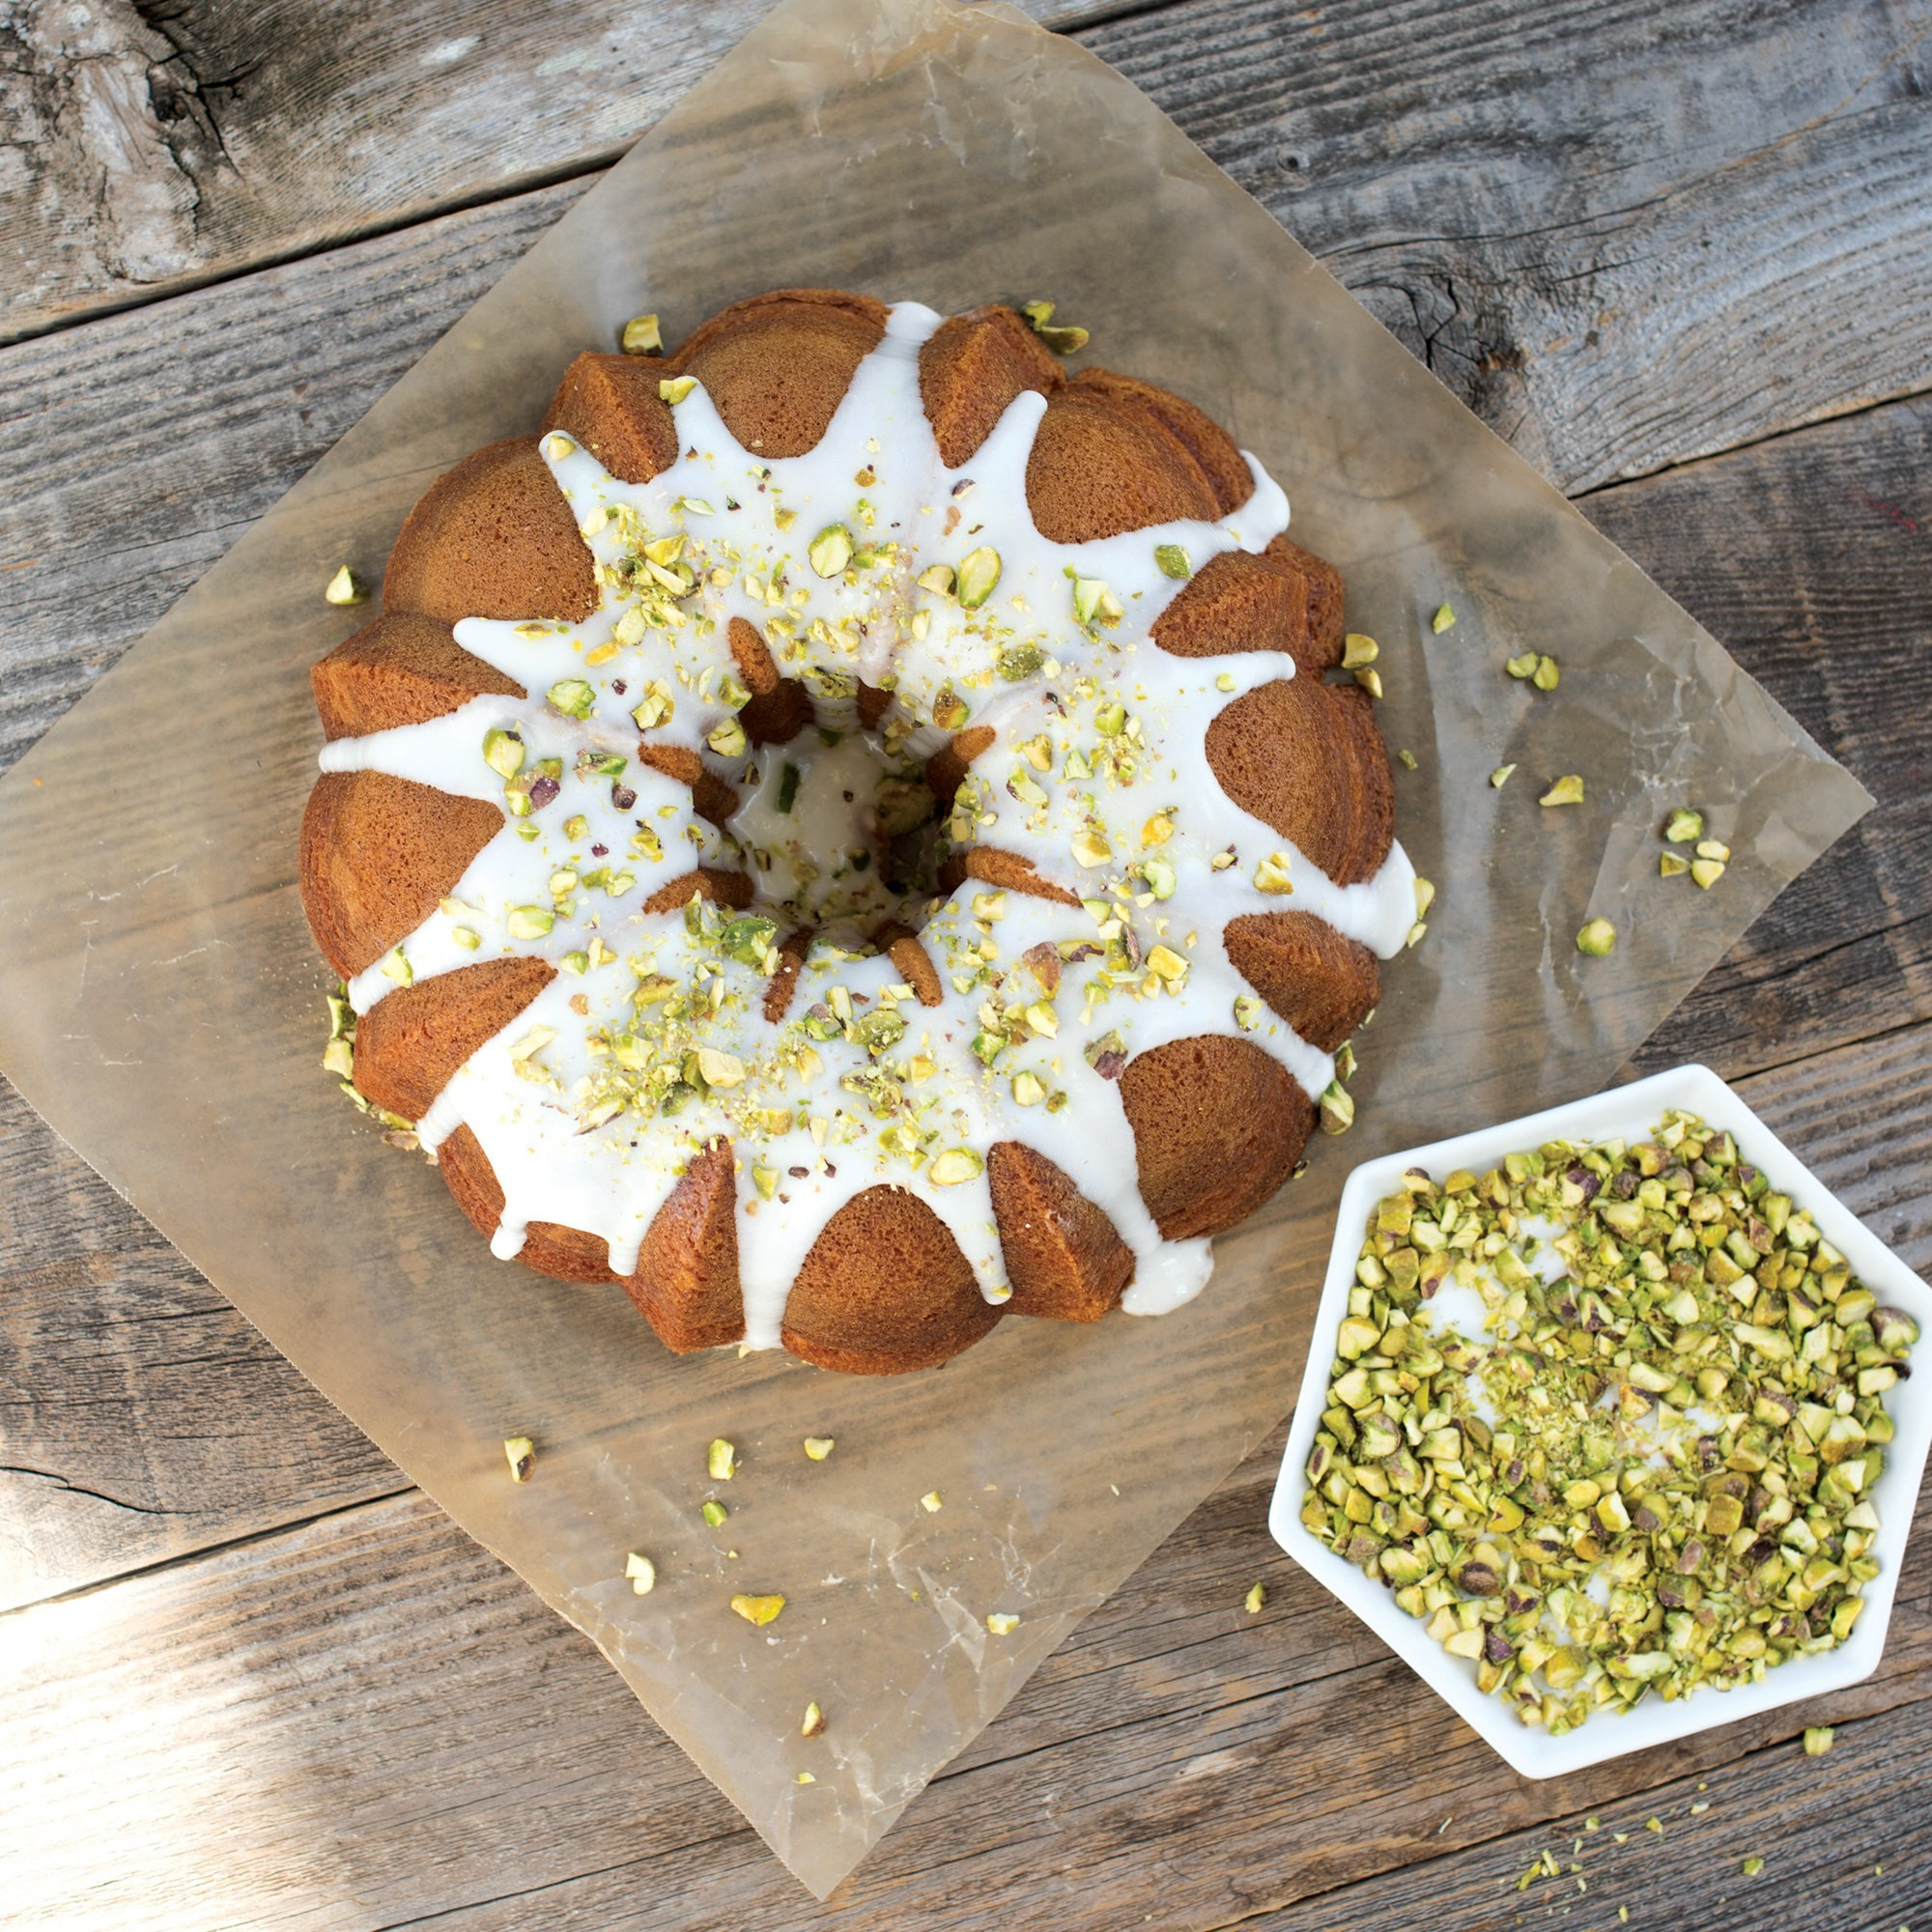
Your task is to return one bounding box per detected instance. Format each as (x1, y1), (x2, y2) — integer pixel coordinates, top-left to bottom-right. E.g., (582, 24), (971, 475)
(726, 729), (943, 947)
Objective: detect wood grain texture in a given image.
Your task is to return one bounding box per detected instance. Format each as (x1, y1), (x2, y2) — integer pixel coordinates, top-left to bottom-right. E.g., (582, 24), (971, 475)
(0, 0), (1103, 345)
(1084, 0), (1932, 490)
(6, 0), (1930, 497)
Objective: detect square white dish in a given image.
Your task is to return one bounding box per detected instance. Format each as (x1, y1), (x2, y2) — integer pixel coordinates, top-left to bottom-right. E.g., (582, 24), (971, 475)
(1267, 1063), (1932, 1779)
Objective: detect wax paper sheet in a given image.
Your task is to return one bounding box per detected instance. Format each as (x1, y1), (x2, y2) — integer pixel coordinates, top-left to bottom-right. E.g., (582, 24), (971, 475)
(0, 0), (1870, 1897)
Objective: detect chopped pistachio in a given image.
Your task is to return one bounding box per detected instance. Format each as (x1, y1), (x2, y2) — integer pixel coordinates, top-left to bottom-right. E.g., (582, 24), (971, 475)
(920, 1491), (943, 1513)
(956, 546), (1003, 608)
(1072, 576), (1110, 622)
(322, 1037), (355, 1077)
(730, 1593), (785, 1627)
(1690, 856), (1726, 889)
(1071, 828), (1112, 868)
(802, 1701), (826, 1738)
(1153, 543), (1192, 581)
(1662, 808), (1704, 843)
(1398, 749), (1418, 770)
(1319, 1080), (1354, 1135)
(1304, 1107), (1907, 1736)
(1505, 651), (1538, 678)
(985, 1611), (1020, 1634)
(380, 948), (413, 986)
(1743, 1857), (1766, 1877)
(1353, 666), (1384, 699)
(506, 905), (554, 940)
(1245, 1582), (1267, 1613)
(1660, 851), (1691, 878)
(619, 313), (663, 355)
(1254, 851), (1294, 895)
(1011, 1069), (1046, 1107)
(1803, 1726), (1834, 1755)
(625, 1551), (657, 1595)
(1490, 764), (1516, 789)
(809, 524), (853, 578)
(1339, 633), (1378, 669)
(1432, 603), (1456, 634)
(1234, 992), (1264, 1031)
(1695, 838), (1731, 863)
(707, 717), (749, 757)
(1540, 775), (1584, 807)
(795, 1771), (816, 1785)
(1577, 918), (1616, 956)
(482, 726), (526, 778)
(504, 1435), (536, 1483)
(918, 562), (956, 595)
(803, 1436), (835, 1462)
(659, 375), (697, 405)
(929, 1147), (985, 1186)
(707, 1437), (739, 1481)
(324, 564), (368, 606)
(701, 1499), (728, 1527)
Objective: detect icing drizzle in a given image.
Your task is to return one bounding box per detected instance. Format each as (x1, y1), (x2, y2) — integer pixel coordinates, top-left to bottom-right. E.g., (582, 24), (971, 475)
(320, 302), (1416, 1347)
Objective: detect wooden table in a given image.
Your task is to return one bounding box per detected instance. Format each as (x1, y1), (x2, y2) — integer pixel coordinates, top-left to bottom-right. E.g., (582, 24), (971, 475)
(5, 1), (1930, 1923)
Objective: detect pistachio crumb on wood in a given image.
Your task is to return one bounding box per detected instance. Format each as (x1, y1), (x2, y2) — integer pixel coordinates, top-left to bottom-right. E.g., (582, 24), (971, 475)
(1301, 1111), (1916, 1736)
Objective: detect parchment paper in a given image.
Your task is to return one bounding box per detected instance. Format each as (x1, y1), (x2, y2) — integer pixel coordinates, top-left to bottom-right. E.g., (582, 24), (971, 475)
(0, 0), (1869, 1897)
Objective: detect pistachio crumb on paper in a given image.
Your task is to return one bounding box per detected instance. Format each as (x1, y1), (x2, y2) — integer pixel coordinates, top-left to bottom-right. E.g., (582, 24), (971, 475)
(1432, 603), (1457, 634)
(920, 1491), (943, 1513)
(1577, 919), (1617, 957)
(707, 1437), (738, 1480)
(503, 1435), (536, 1484)
(986, 1611), (1020, 1634)
(624, 1551), (656, 1596)
(730, 1593), (785, 1627)
(619, 313), (662, 355)
(324, 564), (367, 606)
(803, 1436), (835, 1462)
(801, 1701), (826, 1738)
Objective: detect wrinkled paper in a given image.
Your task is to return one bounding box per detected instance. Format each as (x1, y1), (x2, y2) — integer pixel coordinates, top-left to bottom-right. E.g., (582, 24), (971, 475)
(0, 0), (1869, 1896)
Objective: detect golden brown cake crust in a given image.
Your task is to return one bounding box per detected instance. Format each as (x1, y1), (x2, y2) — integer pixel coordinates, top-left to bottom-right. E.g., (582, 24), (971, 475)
(539, 352), (679, 485)
(354, 956), (556, 1122)
(312, 611), (524, 742)
(1223, 911), (1380, 1054)
(989, 1143), (1134, 1321)
(781, 1186), (1004, 1373)
(300, 771), (503, 980)
(384, 439), (599, 625)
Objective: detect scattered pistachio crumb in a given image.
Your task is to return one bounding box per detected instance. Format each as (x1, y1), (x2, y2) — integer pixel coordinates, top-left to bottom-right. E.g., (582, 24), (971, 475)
(1432, 603), (1456, 634)
(1353, 665), (1384, 699)
(503, 1435), (535, 1484)
(1577, 918), (1617, 956)
(802, 1701), (825, 1738)
(1803, 1725), (1834, 1755)
(920, 1491), (943, 1513)
(986, 1611), (1020, 1634)
(708, 1437), (739, 1481)
(1342, 633), (1378, 668)
(701, 1499), (727, 1527)
(1398, 749), (1418, 770)
(1540, 774), (1585, 807)
(1663, 808), (1704, 844)
(625, 1551), (656, 1596)
(1645, 1817), (1663, 1834)
(619, 313), (662, 355)
(795, 1771), (816, 1785)
(1244, 1581), (1266, 1614)
(324, 564), (367, 606)
(1532, 653), (1560, 692)
(1490, 764), (1516, 788)
(730, 1592), (785, 1627)
(803, 1436), (835, 1462)
(1690, 856), (1726, 889)
(1743, 1856), (1765, 1876)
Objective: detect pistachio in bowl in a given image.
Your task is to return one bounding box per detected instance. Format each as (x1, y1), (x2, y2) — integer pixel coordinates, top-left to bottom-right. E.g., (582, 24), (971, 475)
(1268, 1065), (1932, 1779)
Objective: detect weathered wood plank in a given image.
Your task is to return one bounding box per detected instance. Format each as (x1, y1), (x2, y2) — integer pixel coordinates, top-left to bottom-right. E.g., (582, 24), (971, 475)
(1246, 1694), (1932, 1931)
(1590, 393), (1932, 1080)
(3, 1023), (1925, 1929)
(6, 0), (1929, 498)
(5, 1412), (1925, 1930)
(0, 1082), (402, 1613)
(1085, 0), (1932, 490)
(0, 0), (1088, 344)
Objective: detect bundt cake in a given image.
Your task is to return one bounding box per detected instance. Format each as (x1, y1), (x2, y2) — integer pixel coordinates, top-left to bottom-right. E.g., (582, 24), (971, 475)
(300, 290), (1417, 1375)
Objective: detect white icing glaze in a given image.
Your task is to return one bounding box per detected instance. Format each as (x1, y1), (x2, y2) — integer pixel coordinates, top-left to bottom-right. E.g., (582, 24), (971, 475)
(325, 301), (1416, 1350)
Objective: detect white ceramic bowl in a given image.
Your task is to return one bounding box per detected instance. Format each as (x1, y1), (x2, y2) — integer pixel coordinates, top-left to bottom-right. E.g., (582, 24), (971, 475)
(1268, 1063), (1932, 1778)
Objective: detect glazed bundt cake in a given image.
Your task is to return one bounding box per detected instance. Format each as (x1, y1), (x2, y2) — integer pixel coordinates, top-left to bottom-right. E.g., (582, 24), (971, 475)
(300, 290), (1416, 1375)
